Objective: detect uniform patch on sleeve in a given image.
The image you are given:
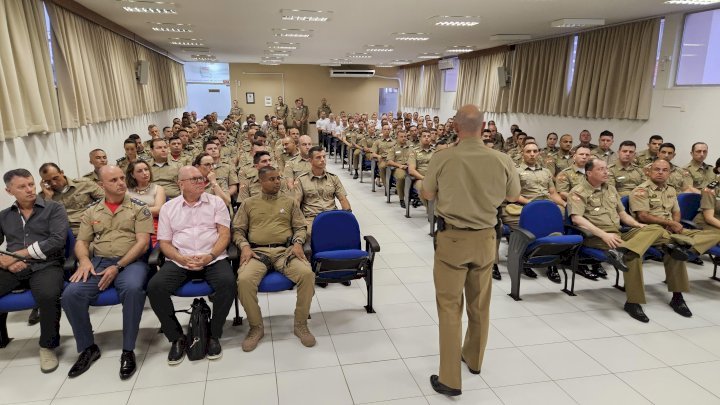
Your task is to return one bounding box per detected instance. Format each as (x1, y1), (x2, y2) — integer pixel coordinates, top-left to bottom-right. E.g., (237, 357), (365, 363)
(557, 173), (567, 181)
(142, 207), (151, 218)
(633, 188), (647, 196)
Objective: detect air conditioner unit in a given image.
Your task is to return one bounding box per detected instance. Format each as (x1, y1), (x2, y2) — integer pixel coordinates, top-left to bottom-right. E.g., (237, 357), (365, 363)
(438, 59), (454, 70)
(329, 69), (375, 78)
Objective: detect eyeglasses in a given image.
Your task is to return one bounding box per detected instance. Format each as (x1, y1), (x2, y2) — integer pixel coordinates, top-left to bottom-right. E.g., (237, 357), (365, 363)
(179, 176), (207, 184)
(199, 163), (214, 167)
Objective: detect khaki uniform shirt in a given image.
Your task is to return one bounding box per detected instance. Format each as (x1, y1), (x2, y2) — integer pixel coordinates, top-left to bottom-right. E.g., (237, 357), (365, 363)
(295, 171), (347, 218)
(116, 156), (146, 173)
(608, 163), (646, 197)
(149, 160), (181, 198)
(685, 161), (715, 189)
(275, 104), (289, 122)
(591, 147), (617, 165)
(276, 151), (299, 173)
(283, 155), (312, 181)
(317, 104), (332, 117)
(290, 107), (305, 127)
(568, 180), (624, 233)
(237, 167), (291, 203)
(556, 166), (586, 194)
(77, 195), (154, 257)
(168, 154), (191, 167)
(545, 153), (573, 176)
(232, 193), (307, 248)
(344, 129), (363, 146)
(388, 144), (412, 165)
(47, 178), (105, 235)
(82, 171), (100, 182)
(220, 145), (236, 163)
(372, 138), (397, 160)
(634, 149), (656, 167)
(409, 147), (434, 176)
(695, 185), (720, 227)
(213, 162), (239, 194)
(629, 180), (679, 221)
(516, 163), (555, 201)
(424, 137), (520, 230)
(666, 164), (693, 192)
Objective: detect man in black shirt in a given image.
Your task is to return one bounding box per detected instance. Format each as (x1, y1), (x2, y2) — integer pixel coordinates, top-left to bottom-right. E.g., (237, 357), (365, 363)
(0, 169), (68, 373)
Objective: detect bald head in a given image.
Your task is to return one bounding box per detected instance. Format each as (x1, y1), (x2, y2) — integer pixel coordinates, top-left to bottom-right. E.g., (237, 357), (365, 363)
(178, 165), (201, 180)
(98, 165), (122, 181)
(454, 105), (484, 137)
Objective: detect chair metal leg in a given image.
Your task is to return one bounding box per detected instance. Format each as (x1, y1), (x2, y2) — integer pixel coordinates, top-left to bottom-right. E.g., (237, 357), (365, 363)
(711, 254), (720, 281)
(613, 267), (626, 291)
(0, 313), (12, 348)
(359, 154), (365, 182)
(385, 168), (393, 203)
(370, 160), (377, 191)
(404, 176), (413, 218)
(233, 296), (243, 326)
(561, 253), (578, 296)
(364, 268), (375, 313)
(334, 141), (340, 164)
(506, 235), (527, 301)
(341, 144), (346, 168)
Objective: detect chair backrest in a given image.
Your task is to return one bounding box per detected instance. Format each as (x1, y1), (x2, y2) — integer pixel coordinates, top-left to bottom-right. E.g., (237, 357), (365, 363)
(65, 229), (75, 258)
(621, 196), (630, 214)
(518, 200), (564, 238)
(677, 193), (701, 222)
(311, 210), (361, 253)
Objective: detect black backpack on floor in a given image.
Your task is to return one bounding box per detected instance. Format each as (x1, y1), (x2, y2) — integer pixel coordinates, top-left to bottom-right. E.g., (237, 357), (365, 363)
(186, 297), (211, 361)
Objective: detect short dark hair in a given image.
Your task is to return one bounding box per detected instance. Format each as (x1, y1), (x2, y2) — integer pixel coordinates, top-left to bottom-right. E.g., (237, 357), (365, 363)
(168, 135), (181, 143)
(204, 137), (219, 150)
(599, 130), (614, 138)
(253, 151), (271, 165)
(659, 142), (676, 152)
(649, 135), (663, 143)
(124, 138), (136, 147)
(482, 129), (491, 134)
(4, 169), (33, 185)
(258, 166), (277, 179)
(39, 162), (61, 175)
(691, 142), (708, 152)
(585, 158), (602, 172)
(255, 131), (266, 139)
(308, 145), (324, 158)
(193, 152), (211, 166)
(128, 133), (141, 141)
(618, 140), (636, 149)
(126, 160), (152, 188)
(546, 132), (558, 140)
(149, 138), (166, 149)
(162, 126), (171, 132)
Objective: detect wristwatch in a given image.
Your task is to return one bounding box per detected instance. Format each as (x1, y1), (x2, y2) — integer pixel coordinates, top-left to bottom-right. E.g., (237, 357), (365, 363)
(116, 264), (125, 272)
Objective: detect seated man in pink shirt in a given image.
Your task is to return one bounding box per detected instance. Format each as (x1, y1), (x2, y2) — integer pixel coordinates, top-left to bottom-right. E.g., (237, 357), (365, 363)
(147, 166), (234, 365)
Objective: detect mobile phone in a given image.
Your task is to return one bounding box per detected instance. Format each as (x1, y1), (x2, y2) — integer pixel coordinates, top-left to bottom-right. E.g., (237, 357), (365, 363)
(707, 180), (718, 189)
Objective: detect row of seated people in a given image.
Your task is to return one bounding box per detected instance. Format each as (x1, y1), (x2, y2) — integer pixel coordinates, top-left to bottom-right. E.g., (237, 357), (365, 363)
(0, 138), (355, 379)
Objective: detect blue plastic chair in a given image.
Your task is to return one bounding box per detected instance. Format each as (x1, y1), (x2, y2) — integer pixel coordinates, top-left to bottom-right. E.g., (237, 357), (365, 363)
(311, 211), (380, 313)
(677, 193), (701, 224)
(507, 200), (583, 300)
(0, 228), (73, 348)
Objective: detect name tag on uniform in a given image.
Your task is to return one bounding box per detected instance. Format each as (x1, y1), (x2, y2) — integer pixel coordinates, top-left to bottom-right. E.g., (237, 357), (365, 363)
(650, 198), (661, 202)
(594, 207), (600, 211)
(280, 208), (286, 213)
(395, 151), (401, 154)
(617, 176), (625, 181)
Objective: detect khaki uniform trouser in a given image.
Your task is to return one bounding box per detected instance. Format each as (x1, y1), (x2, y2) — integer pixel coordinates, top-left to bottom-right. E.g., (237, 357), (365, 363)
(413, 179), (428, 208)
(394, 168), (407, 200)
(352, 149), (361, 170)
(377, 160), (388, 185)
(434, 227), (495, 390)
(237, 246), (315, 327)
(583, 224), (691, 304)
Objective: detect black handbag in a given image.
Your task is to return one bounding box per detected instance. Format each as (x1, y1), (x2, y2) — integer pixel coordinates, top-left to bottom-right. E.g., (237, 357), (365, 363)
(186, 297), (211, 361)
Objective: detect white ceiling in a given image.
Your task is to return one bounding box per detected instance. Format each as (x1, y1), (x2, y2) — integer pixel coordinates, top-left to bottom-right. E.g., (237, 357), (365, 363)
(76, 0), (714, 65)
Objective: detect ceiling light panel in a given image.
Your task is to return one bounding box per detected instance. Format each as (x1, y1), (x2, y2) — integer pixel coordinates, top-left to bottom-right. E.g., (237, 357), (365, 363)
(120, 0), (176, 13)
(550, 18), (605, 28)
(320, 63), (342, 66)
(272, 28), (314, 38)
(430, 16), (480, 27)
(280, 9), (333, 22)
(366, 45), (394, 52)
(417, 53), (441, 59)
(348, 52), (372, 59)
(445, 46), (474, 53)
(181, 47), (209, 53)
(191, 54), (216, 61)
(267, 42), (299, 50)
(170, 40), (204, 46)
(150, 23), (192, 32)
(490, 34), (532, 41)
(390, 59), (412, 65)
(394, 32), (430, 41)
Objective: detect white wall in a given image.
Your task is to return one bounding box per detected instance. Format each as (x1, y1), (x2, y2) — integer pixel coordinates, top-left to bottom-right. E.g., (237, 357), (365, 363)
(0, 108), (184, 208)
(439, 13), (720, 168)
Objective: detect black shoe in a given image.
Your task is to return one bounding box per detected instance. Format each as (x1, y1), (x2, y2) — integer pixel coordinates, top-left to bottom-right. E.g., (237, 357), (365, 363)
(523, 267), (537, 278)
(316, 282), (328, 288)
(27, 307), (40, 326)
(492, 264), (501, 280)
(168, 335), (186, 365)
(546, 267), (561, 284)
(68, 344), (101, 378)
(689, 257), (704, 266)
(207, 338), (222, 360)
(577, 265), (599, 280)
(592, 263), (608, 278)
(341, 281), (351, 286)
(430, 375), (461, 396)
(624, 302), (649, 323)
(461, 356), (480, 375)
(669, 298), (693, 318)
(399, 200), (406, 208)
(664, 243), (690, 261)
(353, 172), (359, 179)
(119, 350), (136, 380)
(605, 249), (628, 272)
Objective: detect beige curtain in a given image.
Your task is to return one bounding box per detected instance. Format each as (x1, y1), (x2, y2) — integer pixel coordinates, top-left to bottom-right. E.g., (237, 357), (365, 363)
(508, 36), (571, 116)
(0, 0), (61, 140)
(399, 66), (422, 110)
(564, 19), (660, 120)
(454, 51), (509, 113)
(47, 3), (186, 128)
(420, 64), (441, 109)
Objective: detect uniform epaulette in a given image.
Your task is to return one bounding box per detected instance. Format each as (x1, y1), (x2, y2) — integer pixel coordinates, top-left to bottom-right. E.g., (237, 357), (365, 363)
(296, 172), (310, 178)
(87, 199), (102, 208)
(129, 197), (148, 206)
(325, 171), (338, 177)
(116, 157), (127, 164)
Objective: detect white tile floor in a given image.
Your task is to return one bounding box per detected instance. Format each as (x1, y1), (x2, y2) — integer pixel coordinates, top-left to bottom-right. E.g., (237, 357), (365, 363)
(3, 159), (720, 404)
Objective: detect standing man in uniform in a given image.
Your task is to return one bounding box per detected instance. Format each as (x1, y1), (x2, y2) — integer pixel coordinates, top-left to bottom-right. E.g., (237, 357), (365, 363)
(62, 166), (153, 380)
(422, 105), (520, 397)
(39, 163), (104, 236)
(290, 98), (305, 132)
(608, 141), (646, 197)
(83, 149), (108, 182)
(317, 98), (331, 119)
(233, 166), (316, 352)
(275, 96), (289, 128)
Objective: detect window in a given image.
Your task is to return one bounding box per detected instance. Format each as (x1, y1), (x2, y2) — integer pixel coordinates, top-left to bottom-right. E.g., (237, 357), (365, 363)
(653, 18), (665, 87)
(676, 9), (720, 86)
(443, 58), (458, 92)
(566, 36), (579, 94)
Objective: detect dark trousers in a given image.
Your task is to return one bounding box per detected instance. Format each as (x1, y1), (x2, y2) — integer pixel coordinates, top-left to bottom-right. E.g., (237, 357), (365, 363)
(0, 266), (63, 348)
(62, 258), (148, 352)
(147, 259), (235, 342)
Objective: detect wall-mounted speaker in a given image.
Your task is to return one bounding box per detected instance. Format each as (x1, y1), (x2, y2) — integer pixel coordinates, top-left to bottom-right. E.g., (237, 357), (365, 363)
(136, 60), (149, 85)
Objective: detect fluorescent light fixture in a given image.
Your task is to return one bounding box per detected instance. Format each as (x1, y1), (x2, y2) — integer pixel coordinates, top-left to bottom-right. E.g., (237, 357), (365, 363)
(120, 0), (176, 13)
(330, 58), (350, 62)
(376, 65), (394, 68)
(191, 54), (216, 61)
(267, 42), (299, 50)
(123, 6), (175, 13)
(551, 18), (605, 28)
(430, 16), (480, 27)
(445, 46), (474, 53)
(417, 53), (441, 59)
(260, 61), (281, 65)
(272, 28), (313, 38)
(180, 47), (209, 53)
(366, 45), (394, 52)
(390, 59), (411, 65)
(280, 9), (333, 22)
(321, 63), (342, 66)
(665, 0), (720, 4)
(265, 51), (291, 57)
(348, 53), (372, 59)
(490, 34), (532, 41)
(394, 32), (430, 41)
(150, 22), (192, 32)
(170, 41), (204, 46)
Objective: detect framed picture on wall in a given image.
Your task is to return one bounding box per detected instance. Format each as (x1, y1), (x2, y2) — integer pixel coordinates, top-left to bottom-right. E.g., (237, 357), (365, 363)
(246, 92), (255, 104)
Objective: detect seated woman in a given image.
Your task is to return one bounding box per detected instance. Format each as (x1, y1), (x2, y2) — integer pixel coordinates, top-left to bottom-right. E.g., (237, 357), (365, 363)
(193, 152), (231, 207)
(695, 158), (720, 231)
(126, 160), (166, 245)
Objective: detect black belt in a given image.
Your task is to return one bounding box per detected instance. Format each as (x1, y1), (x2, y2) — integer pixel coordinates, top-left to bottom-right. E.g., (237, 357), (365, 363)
(250, 243), (287, 248)
(445, 224), (482, 231)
